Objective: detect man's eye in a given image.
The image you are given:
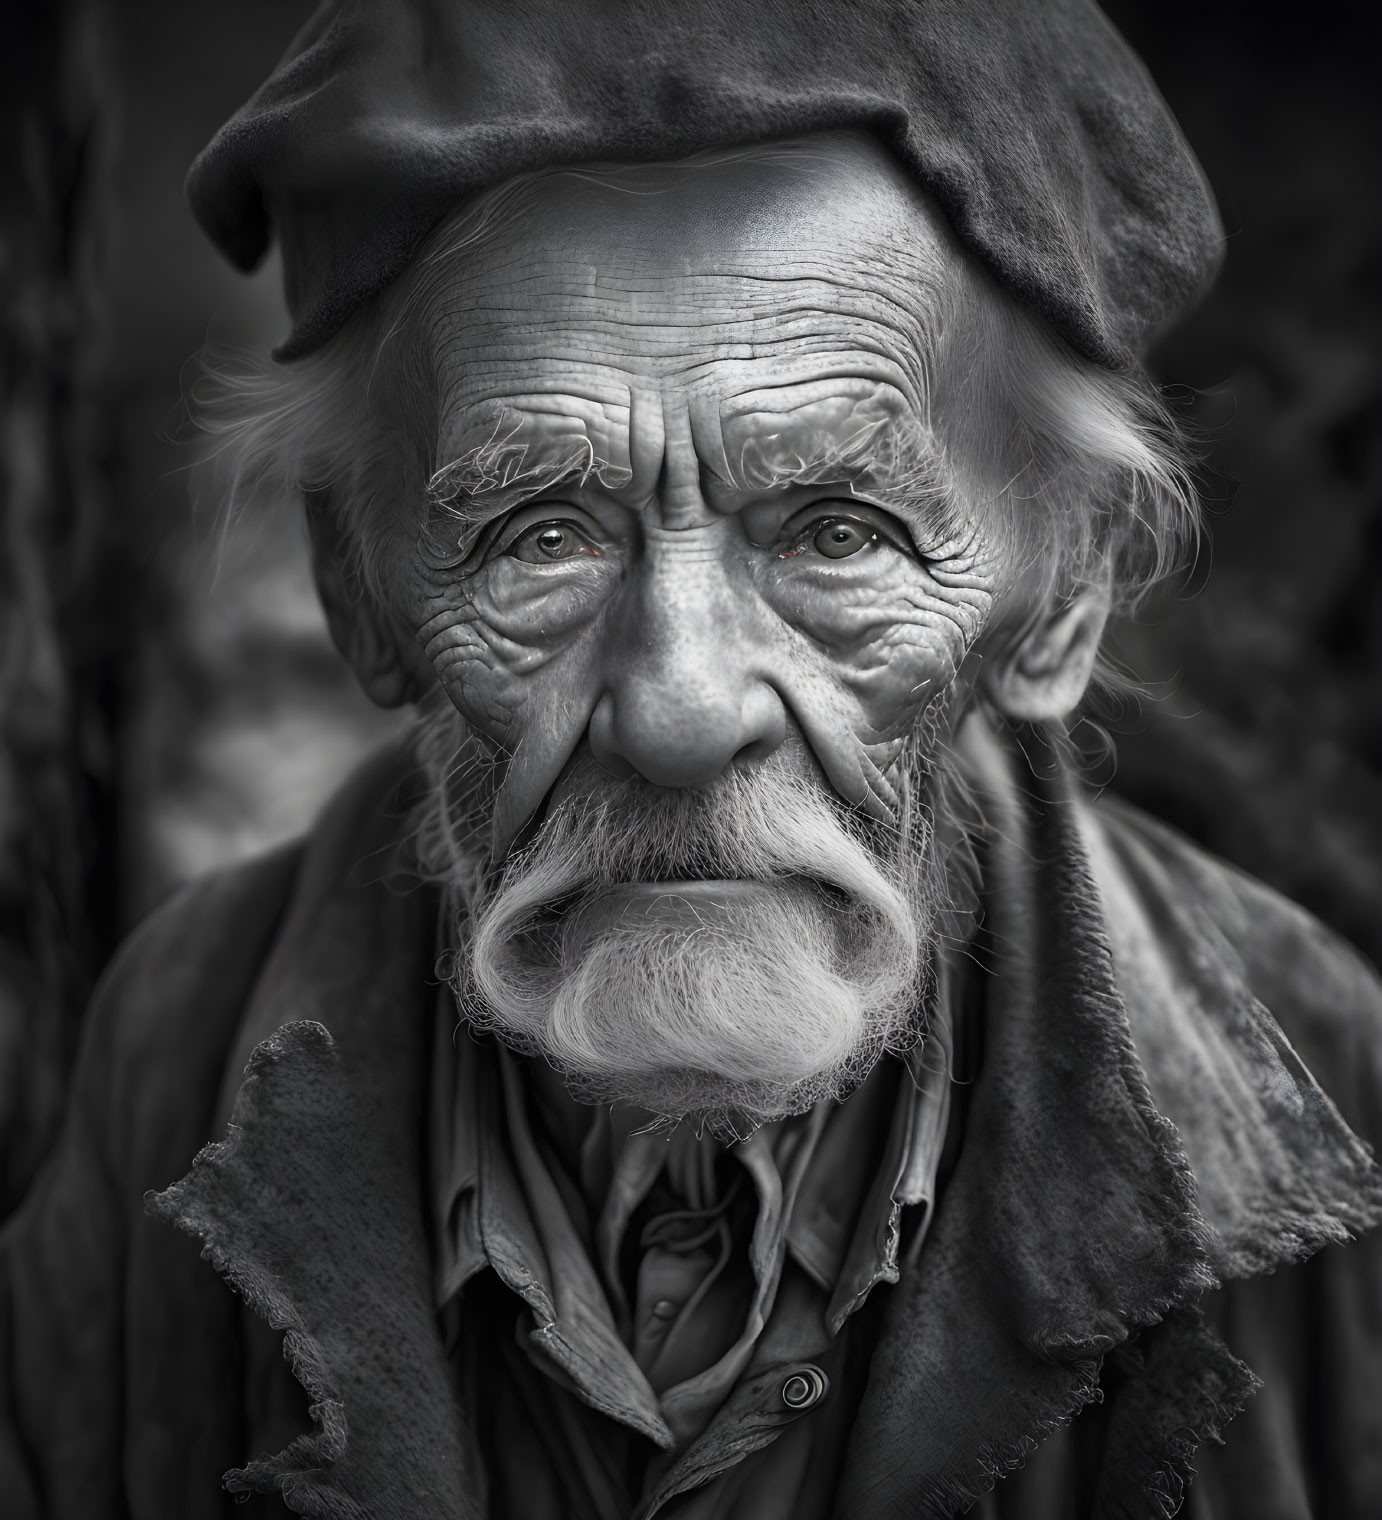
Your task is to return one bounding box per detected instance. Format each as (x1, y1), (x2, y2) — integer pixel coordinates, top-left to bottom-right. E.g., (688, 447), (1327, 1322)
(812, 519), (876, 558)
(779, 517), (881, 560)
(505, 522), (601, 563)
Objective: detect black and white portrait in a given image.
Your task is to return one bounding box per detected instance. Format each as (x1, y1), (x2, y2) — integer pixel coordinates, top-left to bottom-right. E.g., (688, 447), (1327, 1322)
(2, 3), (1379, 1516)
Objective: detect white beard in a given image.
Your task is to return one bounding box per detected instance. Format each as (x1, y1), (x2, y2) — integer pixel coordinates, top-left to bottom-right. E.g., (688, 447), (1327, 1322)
(415, 707), (950, 1136)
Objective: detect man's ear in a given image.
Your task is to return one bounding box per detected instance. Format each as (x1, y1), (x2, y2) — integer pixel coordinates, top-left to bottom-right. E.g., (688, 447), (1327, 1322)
(303, 488), (420, 709)
(983, 574), (1112, 722)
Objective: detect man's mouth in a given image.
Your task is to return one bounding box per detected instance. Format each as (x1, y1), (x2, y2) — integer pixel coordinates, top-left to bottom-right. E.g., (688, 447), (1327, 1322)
(556, 877), (855, 961)
(590, 878), (766, 907)
(564, 879), (772, 940)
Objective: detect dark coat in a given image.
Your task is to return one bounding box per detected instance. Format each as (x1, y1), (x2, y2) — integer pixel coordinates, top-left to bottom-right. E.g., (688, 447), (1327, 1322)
(3, 729), (1381, 1518)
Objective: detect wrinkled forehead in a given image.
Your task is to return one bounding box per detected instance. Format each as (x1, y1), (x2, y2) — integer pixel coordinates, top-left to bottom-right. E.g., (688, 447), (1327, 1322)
(410, 132), (977, 469)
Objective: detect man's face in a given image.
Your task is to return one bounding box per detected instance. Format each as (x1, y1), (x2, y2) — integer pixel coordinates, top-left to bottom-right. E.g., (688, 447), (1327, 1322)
(391, 133), (1013, 1128)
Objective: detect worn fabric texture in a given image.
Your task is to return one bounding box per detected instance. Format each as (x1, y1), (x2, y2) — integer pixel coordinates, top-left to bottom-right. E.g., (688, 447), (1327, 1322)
(2, 721), (1381, 1517)
(187, 0), (1222, 368)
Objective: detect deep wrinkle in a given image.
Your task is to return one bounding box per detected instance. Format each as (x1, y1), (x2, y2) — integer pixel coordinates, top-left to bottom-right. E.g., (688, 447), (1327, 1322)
(396, 137), (1009, 857)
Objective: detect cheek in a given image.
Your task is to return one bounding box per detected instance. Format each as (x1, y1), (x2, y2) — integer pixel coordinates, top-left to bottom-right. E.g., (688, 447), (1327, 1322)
(760, 556), (991, 743)
(415, 561), (613, 744)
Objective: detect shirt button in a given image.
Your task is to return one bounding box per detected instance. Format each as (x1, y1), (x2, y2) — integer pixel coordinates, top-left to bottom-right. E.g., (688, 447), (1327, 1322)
(780, 1365), (829, 1411)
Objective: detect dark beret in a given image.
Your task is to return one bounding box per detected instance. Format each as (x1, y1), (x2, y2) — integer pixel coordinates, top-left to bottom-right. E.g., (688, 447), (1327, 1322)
(189, 0), (1223, 369)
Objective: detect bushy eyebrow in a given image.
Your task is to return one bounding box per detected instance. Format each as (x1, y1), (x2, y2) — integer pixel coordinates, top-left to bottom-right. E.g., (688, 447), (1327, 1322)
(729, 414), (968, 540)
(424, 405), (968, 565)
(428, 421), (632, 505)
(425, 417), (632, 561)
(730, 412), (927, 490)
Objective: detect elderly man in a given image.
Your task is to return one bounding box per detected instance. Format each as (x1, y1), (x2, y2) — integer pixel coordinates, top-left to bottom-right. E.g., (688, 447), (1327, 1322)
(3, 1), (1381, 1516)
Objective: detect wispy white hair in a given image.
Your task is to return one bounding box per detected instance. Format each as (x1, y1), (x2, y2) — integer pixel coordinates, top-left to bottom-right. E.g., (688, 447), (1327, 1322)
(191, 138), (1198, 664)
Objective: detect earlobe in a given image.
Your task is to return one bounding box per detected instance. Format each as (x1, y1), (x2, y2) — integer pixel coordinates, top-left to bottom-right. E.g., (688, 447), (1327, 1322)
(304, 489), (421, 709)
(984, 577), (1112, 722)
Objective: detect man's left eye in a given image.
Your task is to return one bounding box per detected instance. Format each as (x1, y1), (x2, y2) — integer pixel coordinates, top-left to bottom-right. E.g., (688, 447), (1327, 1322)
(811, 519), (876, 558)
(780, 517), (881, 560)
(505, 522), (601, 563)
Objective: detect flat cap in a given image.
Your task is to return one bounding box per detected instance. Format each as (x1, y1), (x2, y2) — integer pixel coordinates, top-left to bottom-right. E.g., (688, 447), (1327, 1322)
(190, 0), (1222, 368)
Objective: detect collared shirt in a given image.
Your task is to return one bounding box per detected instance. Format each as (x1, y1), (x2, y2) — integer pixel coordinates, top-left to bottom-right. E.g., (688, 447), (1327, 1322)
(428, 959), (965, 1519)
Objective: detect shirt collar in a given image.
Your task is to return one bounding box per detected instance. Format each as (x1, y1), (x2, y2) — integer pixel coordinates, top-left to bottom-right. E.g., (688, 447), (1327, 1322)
(427, 927), (967, 1344)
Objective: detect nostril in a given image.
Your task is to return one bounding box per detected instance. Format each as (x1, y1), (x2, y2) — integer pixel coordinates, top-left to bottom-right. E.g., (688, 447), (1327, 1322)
(731, 693), (788, 771)
(594, 751), (637, 780)
(732, 735), (776, 768)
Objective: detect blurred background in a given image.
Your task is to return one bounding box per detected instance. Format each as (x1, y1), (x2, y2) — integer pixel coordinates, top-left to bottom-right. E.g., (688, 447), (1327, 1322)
(1, 0), (1378, 1215)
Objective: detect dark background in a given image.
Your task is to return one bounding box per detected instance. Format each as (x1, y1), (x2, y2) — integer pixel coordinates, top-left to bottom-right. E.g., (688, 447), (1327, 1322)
(1, 0), (1378, 1214)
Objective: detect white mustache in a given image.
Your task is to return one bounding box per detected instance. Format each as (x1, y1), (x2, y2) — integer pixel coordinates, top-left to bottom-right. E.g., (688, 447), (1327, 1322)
(410, 699), (951, 1131)
(466, 751), (923, 1016)
(443, 751), (933, 1129)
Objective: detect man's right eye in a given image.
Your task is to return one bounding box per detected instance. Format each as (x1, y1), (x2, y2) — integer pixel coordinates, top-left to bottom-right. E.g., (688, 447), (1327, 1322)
(504, 522), (602, 563)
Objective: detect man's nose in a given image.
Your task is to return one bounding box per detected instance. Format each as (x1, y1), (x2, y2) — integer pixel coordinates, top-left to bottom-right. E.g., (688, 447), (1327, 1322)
(587, 557), (788, 788)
